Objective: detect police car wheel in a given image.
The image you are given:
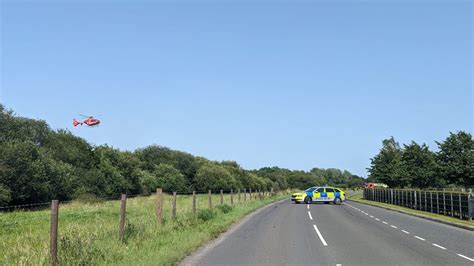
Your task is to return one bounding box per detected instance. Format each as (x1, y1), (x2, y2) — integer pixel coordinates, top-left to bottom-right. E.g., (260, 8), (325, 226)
(304, 196), (311, 204)
(295, 201), (300, 204)
(334, 197), (341, 205)
(324, 202), (330, 204)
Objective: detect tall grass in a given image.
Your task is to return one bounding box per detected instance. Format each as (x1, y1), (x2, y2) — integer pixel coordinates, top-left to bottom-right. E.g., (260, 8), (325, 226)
(0, 192), (287, 265)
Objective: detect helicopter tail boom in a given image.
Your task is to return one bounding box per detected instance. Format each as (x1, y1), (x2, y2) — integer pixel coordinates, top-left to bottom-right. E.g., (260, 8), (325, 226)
(73, 118), (82, 127)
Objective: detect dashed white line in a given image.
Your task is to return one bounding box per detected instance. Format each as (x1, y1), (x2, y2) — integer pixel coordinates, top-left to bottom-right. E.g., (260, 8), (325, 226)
(307, 204), (309, 209)
(336, 264), (342, 266)
(313, 224), (328, 246)
(345, 206), (473, 264)
(308, 211), (313, 220)
(414, 236), (425, 241)
(457, 254), (474, 262)
(432, 243), (446, 250)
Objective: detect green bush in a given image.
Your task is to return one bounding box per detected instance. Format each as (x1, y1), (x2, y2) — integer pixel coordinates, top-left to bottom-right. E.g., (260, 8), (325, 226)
(197, 209), (216, 221)
(217, 204), (233, 214)
(58, 227), (104, 265)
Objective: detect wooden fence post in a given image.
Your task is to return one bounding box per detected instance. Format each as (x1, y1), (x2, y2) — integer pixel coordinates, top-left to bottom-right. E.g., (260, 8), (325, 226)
(192, 191), (196, 214)
(155, 188), (162, 224)
(459, 193), (462, 219)
(50, 200), (59, 266)
(208, 190), (212, 208)
(424, 191), (427, 211)
(172, 192), (177, 220)
(231, 189), (234, 205)
(238, 189), (241, 203)
(450, 193), (454, 217)
(271, 187), (274, 197)
(430, 191), (433, 213)
(244, 189), (247, 201)
(220, 190), (224, 205)
(436, 191), (439, 214)
(249, 189), (252, 201)
(413, 191), (416, 209)
(443, 189), (446, 215)
(119, 194), (127, 242)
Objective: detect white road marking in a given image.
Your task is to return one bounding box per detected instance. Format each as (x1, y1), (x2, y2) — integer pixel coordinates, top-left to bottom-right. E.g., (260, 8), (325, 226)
(375, 218), (380, 221)
(457, 254), (474, 262)
(336, 264), (342, 266)
(390, 225), (398, 229)
(382, 221), (388, 224)
(308, 211), (313, 220)
(369, 215), (374, 218)
(432, 243), (446, 250)
(307, 204), (309, 209)
(313, 224), (328, 246)
(414, 236), (425, 241)
(365, 213), (369, 215)
(401, 230), (410, 234)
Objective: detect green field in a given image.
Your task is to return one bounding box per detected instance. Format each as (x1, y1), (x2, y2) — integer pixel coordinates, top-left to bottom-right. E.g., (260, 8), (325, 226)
(1, 192), (288, 265)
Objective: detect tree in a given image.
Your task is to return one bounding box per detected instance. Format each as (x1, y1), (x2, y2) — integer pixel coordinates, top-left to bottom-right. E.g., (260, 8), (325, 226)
(195, 163), (237, 191)
(401, 142), (439, 188)
(154, 163), (188, 192)
(0, 185), (12, 205)
(368, 137), (407, 188)
(436, 131), (474, 187)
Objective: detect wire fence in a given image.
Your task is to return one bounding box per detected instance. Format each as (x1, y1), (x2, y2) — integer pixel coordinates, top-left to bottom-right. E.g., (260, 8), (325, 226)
(363, 188), (474, 220)
(1, 187), (280, 266)
(0, 188), (265, 211)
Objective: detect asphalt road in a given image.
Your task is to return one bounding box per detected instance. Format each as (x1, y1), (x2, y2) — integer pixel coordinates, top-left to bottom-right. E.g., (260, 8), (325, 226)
(184, 199), (474, 265)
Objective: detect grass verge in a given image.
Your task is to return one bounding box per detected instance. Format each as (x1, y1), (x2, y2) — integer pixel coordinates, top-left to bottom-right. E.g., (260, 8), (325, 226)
(348, 194), (474, 229)
(1, 192), (289, 265)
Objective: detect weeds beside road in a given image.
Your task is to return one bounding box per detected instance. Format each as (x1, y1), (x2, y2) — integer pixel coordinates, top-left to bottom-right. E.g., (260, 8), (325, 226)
(1, 192), (289, 265)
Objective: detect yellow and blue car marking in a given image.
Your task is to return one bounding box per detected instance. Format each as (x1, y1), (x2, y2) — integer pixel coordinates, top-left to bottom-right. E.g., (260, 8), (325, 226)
(291, 187), (345, 205)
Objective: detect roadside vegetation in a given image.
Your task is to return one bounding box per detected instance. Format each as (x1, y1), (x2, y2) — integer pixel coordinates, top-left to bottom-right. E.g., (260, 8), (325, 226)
(367, 133), (473, 189)
(0, 104), (364, 207)
(0, 192), (289, 265)
(348, 194), (474, 228)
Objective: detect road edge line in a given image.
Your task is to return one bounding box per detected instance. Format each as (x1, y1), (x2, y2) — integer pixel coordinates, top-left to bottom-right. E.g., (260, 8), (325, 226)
(179, 198), (288, 265)
(347, 199), (474, 232)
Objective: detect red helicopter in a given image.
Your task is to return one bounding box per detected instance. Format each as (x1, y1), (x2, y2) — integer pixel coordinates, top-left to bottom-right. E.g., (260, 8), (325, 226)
(73, 115), (101, 127)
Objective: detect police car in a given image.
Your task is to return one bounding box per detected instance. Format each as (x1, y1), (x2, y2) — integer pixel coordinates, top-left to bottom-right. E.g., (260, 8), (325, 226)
(291, 186), (345, 205)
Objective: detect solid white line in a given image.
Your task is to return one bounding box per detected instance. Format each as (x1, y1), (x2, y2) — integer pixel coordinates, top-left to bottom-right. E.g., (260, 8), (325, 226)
(308, 211), (313, 220)
(401, 230), (410, 234)
(457, 254), (474, 262)
(375, 218), (380, 221)
(307, 204), (309, 209)
(432, 243), (446, 250)
(382, 221), (388, 224)
(414, 236), (425, 241)
(313, 224), (328, 246)
(390, 225), (398, 229)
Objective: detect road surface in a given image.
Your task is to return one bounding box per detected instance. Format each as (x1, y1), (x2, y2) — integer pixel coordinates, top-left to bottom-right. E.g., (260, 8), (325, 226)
(184, 199), (474, 265)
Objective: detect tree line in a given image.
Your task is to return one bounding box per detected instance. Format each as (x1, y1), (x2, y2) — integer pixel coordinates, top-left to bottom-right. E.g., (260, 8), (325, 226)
(0, 104), (364, 206)
(367, 132), (473, 189)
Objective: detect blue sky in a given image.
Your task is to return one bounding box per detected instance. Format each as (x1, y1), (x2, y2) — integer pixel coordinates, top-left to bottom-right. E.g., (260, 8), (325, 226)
(1, 1), (472, 177)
